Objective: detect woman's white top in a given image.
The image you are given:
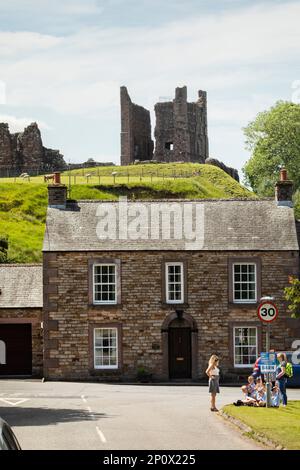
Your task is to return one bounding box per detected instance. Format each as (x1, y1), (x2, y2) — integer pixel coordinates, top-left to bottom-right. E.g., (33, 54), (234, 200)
(211, 367), (219, 377)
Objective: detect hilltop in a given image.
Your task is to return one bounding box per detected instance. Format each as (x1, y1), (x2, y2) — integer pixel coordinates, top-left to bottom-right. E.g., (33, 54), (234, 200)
(0, 163), (255, 263)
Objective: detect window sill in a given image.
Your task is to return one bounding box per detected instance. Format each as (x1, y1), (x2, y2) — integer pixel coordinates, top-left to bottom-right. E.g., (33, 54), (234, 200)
(89, 303), (123, 309)
(234, 365), (254, 369)
(90, 368), (122, 376)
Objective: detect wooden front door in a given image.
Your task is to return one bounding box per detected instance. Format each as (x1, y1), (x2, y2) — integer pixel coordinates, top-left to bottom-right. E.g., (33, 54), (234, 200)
(0, 324), (32, 376)
(169, 327), (191, 379)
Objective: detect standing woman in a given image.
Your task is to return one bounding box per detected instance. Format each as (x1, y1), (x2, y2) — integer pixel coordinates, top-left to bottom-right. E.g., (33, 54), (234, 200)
(276, 352), (288, 406)
(206, 355), (220, 412)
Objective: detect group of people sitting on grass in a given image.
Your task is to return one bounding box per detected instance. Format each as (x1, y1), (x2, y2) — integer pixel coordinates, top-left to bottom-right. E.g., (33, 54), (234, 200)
(234, 375), (280, 407)
(234, 352), (290, 408)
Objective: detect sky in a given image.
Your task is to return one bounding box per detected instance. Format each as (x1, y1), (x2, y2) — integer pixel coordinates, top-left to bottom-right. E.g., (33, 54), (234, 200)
(0, 0), (300, 176)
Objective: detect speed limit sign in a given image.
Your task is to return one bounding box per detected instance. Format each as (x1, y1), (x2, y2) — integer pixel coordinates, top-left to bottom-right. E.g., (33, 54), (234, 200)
(257, 301), (278, 322)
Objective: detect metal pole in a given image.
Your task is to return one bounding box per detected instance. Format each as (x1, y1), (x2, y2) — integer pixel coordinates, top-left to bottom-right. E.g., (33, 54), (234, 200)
(266, 323), (272, 408)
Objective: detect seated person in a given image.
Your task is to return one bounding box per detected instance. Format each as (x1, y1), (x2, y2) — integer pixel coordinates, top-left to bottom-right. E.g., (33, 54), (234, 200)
(255, 386), (267, 406)
(255, 376), (265, 393)
(234, 376), (257, 406)
(255, 387), (267, 407)
(271, 384), (280, 408)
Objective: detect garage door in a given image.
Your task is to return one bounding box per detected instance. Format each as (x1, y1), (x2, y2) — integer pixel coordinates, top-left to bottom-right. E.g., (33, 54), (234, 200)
(0, 324), (32, 375)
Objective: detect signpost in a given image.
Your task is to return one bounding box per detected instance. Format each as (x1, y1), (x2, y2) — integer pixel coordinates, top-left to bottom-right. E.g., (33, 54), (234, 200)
(257, 298), (278, 408)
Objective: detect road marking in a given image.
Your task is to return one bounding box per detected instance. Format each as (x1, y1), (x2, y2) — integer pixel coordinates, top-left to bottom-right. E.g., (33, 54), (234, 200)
(0, 398), (29, 406)
(81, 395), (107, 444)
(96, 426), (107, 444)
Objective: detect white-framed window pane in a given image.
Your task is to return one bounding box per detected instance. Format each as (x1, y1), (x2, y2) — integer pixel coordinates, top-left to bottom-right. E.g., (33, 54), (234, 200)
(166, 263), (184, 303)
(93, 264), (117, 304)
(94, 328), (118, 369)
(234, 327), (257, 367)
(233, 263), (257, 303)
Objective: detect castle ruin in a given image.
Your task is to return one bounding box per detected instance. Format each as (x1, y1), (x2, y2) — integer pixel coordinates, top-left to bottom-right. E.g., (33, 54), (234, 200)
(0, 122), (66, 176)
(120, 85), (239, 181)
(154, 86), (208, 163)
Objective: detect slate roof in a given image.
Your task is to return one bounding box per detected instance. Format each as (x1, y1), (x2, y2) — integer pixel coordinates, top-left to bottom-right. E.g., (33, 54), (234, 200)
(0, 264), (43, 308)
(43, 199), (299, 252)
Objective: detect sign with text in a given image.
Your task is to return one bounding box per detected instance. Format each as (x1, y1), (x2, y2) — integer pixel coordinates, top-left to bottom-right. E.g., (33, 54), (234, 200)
(257, 301), (278, 323)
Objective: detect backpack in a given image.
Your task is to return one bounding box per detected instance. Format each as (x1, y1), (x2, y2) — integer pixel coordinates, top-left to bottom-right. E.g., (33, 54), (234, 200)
(285, 362), (293, 378)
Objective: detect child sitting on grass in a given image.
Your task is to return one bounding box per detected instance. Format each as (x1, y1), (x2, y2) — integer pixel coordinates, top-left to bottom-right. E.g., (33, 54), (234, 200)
(234, 376), (257, 406)
(271, 384), (280, 408)
(255, 386), (267, 407)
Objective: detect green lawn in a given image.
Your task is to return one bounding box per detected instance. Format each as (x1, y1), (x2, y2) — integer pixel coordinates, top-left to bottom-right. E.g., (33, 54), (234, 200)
(0, 163), (256, 263)
(223, 401), (300, 449)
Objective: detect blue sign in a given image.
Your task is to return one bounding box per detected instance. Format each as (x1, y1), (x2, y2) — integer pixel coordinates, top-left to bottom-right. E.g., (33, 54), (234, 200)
(260, 352), (277, 367)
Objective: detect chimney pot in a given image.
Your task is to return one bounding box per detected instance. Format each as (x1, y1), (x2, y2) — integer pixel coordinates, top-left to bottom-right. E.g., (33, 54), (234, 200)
(275, 169), (293, 207)
(54, 172), (61, 184)
(280, 168), (287, 181)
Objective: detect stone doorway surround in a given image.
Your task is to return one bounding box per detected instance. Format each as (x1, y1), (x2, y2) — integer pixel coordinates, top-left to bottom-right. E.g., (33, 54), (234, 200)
(161, 311), (198, 380)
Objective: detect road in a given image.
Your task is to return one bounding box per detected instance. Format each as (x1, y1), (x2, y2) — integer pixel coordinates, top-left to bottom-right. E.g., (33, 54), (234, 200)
(1, 380), (299, 450)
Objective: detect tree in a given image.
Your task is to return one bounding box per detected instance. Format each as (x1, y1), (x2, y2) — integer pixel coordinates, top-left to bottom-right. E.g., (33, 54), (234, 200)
(243, 101), (300, 196)
(284, 276), (300, 319)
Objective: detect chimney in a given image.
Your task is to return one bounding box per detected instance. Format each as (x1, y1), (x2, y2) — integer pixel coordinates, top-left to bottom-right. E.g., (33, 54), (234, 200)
(275, 168), (293, 207)
(48, 172), (67, 209)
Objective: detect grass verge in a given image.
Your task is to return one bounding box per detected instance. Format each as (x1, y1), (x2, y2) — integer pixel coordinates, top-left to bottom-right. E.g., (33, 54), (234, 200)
(222, 401), (300, 450)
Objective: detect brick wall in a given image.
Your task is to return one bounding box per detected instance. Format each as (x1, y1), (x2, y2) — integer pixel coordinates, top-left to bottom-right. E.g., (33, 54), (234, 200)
(43, 250), (299, 381)
(0, 308), (43, 376)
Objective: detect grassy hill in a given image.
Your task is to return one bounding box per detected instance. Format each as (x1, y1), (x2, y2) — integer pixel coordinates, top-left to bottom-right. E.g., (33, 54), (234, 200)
(0, 163), (255, 263)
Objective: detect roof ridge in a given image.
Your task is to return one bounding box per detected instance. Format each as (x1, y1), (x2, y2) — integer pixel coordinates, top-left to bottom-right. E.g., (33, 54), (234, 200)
(66, 197), (272, 204)
(0, 264), (42, 267)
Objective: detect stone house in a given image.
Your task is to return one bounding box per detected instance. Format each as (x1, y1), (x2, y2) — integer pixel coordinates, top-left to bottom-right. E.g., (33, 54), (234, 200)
(0, 264), (43, 376)
(42, 172), (300, 382)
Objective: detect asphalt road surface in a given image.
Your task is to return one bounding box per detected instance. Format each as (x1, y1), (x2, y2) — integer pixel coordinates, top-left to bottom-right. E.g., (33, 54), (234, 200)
(0, 380), (299, 450)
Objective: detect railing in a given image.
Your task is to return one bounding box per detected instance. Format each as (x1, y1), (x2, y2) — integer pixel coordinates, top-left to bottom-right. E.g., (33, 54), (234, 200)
(0, 167), (202, 184)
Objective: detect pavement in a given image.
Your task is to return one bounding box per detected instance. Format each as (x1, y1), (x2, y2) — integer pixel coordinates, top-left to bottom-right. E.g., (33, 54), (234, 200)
(0, 380), (299, 450)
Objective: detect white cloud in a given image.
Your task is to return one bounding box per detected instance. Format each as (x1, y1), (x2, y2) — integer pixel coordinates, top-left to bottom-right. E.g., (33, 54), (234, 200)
(0, 1), (299, 165)
(0, 2), (300, 114)
(0, 114), (51, 133)
(0, 1), (299, 116)
(0, 31), (62, 56)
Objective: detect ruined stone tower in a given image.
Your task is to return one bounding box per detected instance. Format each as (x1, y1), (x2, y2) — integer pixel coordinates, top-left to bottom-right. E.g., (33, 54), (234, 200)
(154, 86), (209, 163)
(0, 122), (66, 176)
(120, 86), (154, 166)
(120, 85), (209, 165)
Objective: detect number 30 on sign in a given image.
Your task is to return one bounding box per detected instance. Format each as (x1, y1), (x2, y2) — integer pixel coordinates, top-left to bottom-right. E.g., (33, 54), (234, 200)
(257, 302), (278, 323)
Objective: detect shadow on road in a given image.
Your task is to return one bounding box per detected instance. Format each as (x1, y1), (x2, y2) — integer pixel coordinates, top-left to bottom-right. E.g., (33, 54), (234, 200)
(0, 406), (110, 427)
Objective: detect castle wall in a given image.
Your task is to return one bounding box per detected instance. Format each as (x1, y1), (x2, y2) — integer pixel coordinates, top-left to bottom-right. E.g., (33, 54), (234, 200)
(154, 87), (209, 163)
(120, 86), (153, 165)
(0, 122), (66, 175)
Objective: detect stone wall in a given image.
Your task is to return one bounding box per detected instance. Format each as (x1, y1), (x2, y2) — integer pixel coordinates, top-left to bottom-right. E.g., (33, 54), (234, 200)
(120, 87), (154, 165)
(0, 122), (66, 175)
(43, 249), (299, 381)
(205, 158), (240, 182)
(0, 308), (43, 376)
(154, 87), (209, 163)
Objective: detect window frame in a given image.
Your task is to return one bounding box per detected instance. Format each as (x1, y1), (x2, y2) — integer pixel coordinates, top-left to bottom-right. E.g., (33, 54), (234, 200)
(228, 257), (261, 306)
(93, 327), (118, 370)
(165, 262), (184, 304)
(233, 326), (258, 369)
(89, 259), (121, 307)
(232, 262), (257, 304)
